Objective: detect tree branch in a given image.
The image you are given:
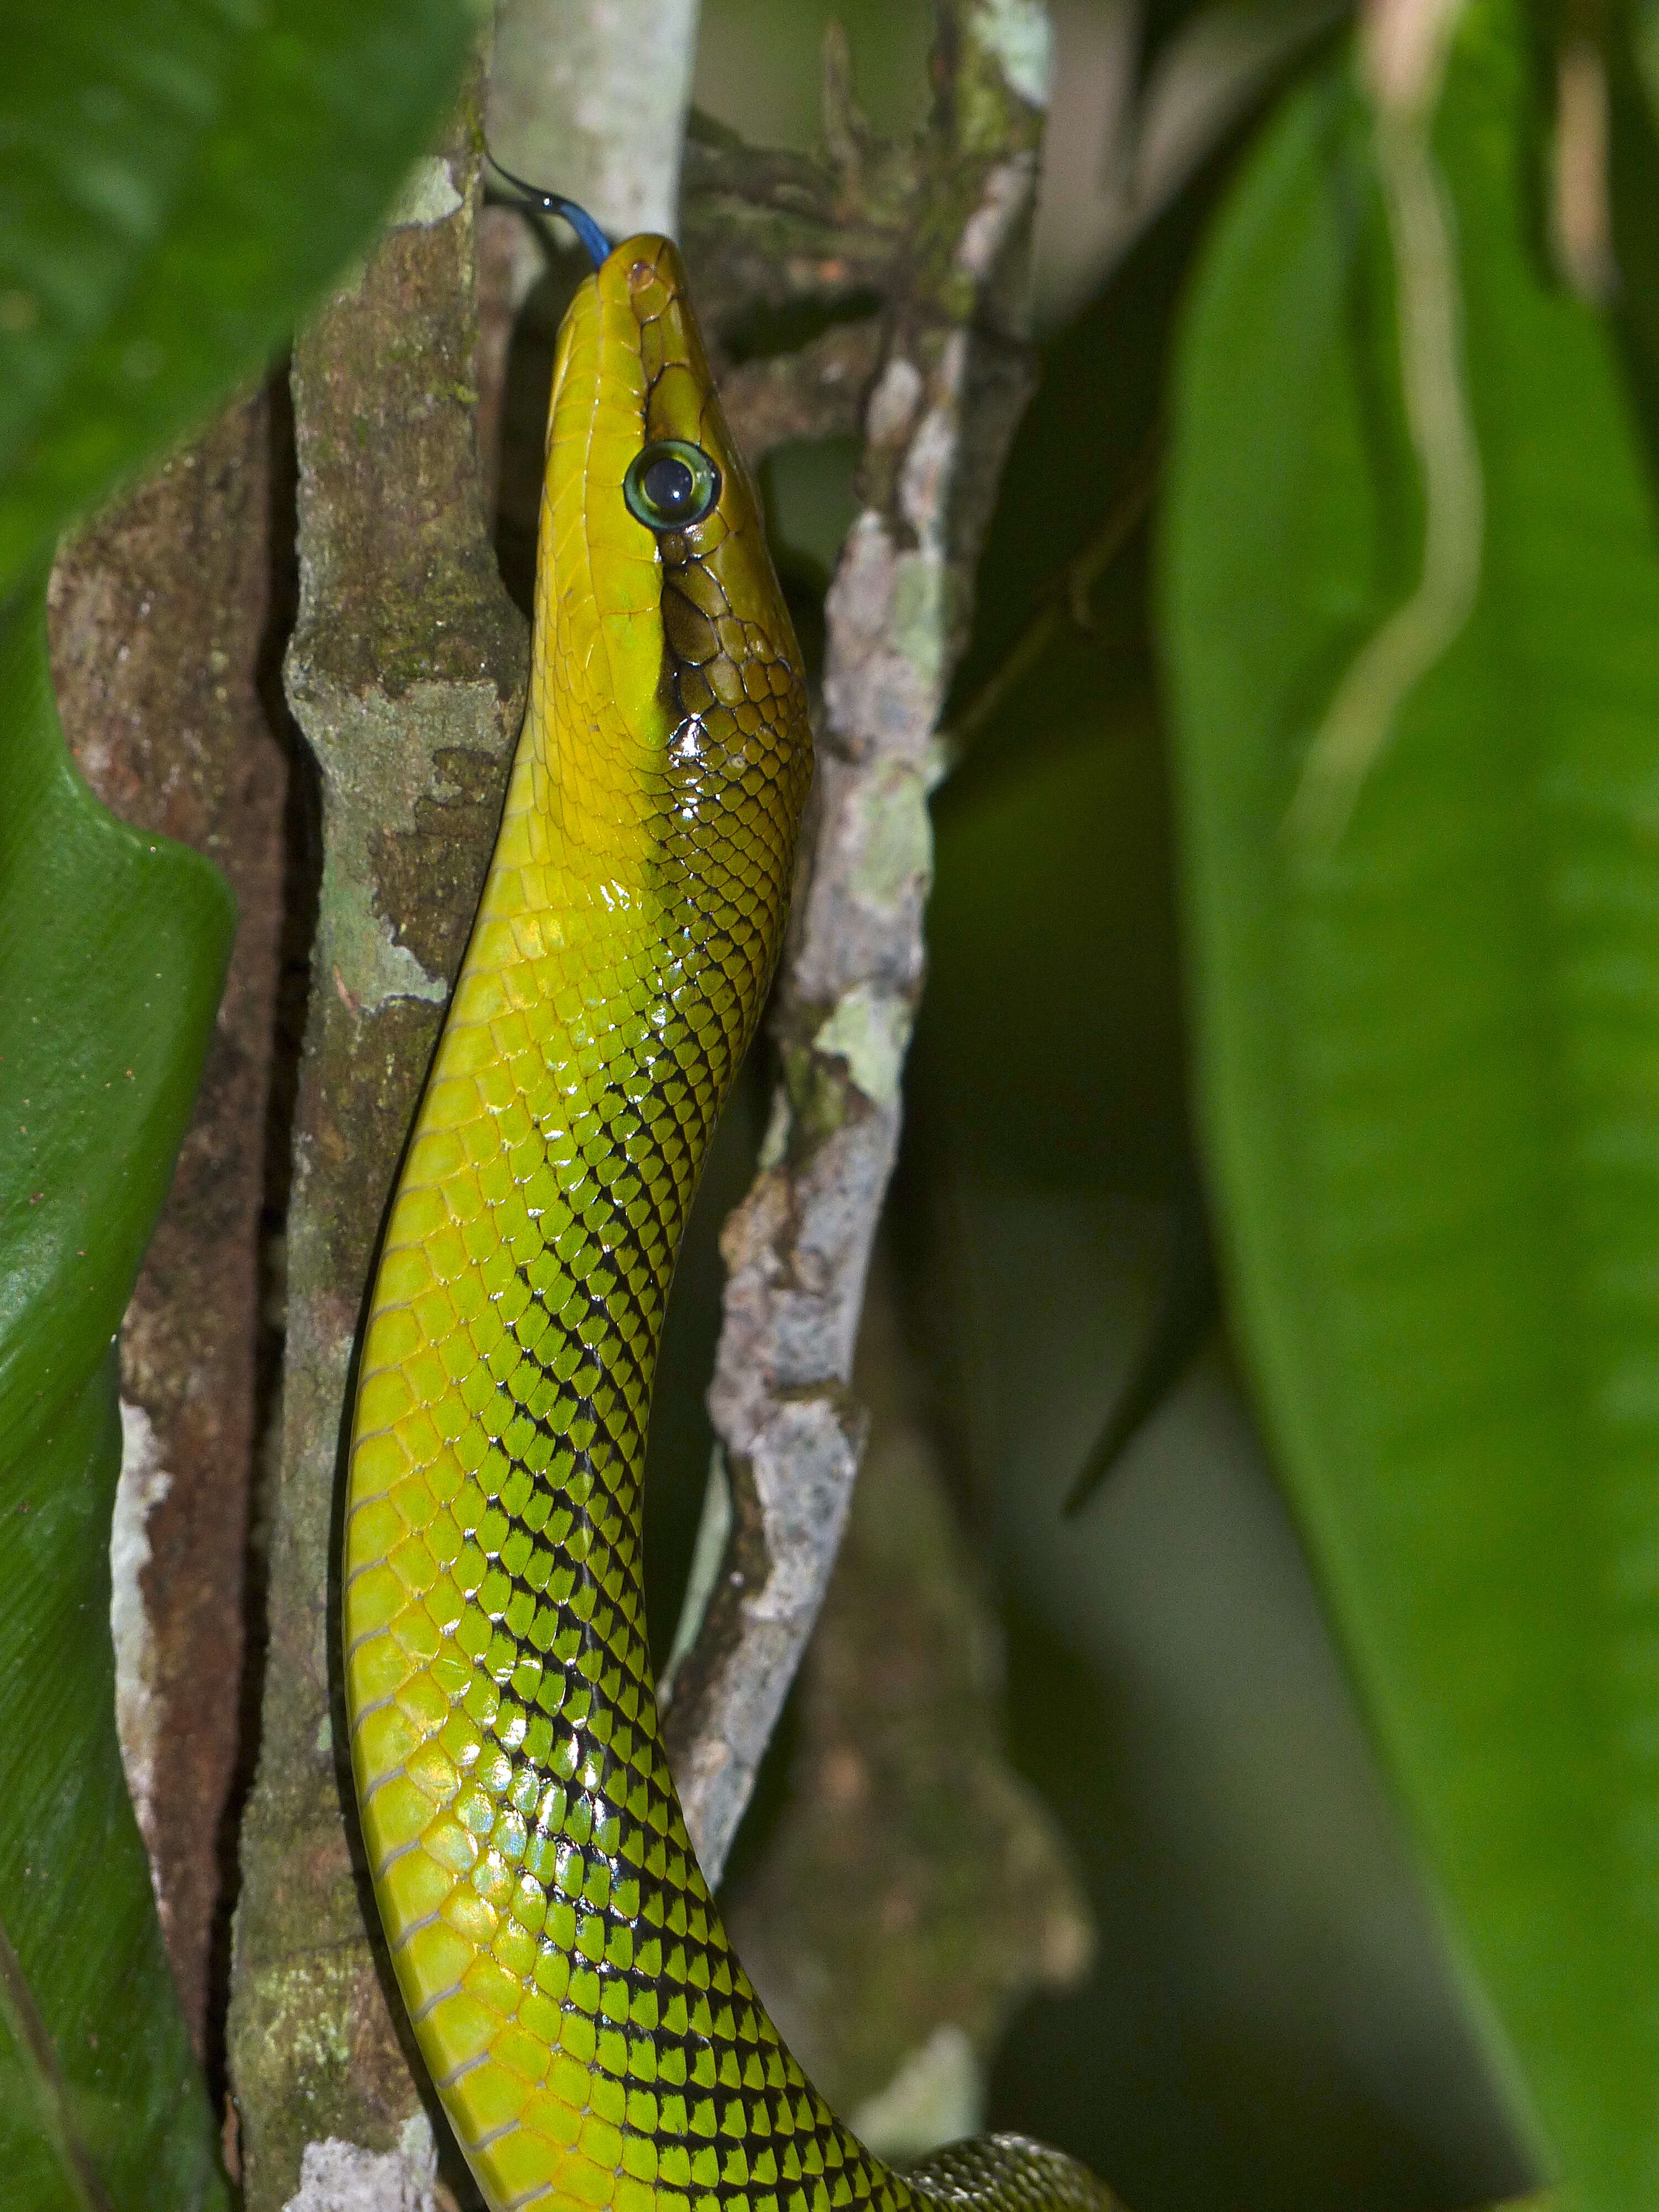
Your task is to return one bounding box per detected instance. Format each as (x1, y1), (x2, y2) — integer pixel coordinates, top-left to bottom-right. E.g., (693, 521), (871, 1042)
(225, 64), (529, 2212)
(661, 0), (1053, 1885)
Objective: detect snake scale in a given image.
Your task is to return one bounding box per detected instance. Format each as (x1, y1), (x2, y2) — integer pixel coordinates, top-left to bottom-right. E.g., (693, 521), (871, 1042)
(342, 213), (1116, 2212)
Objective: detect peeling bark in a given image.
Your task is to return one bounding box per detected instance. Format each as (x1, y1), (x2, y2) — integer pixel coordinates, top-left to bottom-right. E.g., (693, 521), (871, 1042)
(224, 71), (529, 2211)
(47, 393), (284, 2056)
(661, 0), (1053, 1885)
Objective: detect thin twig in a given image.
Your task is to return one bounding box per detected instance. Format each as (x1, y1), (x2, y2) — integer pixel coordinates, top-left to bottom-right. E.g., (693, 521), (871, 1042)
(945, 438), (1159, 760)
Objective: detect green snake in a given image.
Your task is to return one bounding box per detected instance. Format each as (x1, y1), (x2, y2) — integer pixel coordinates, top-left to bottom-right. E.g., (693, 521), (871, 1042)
(342, 205), (1115, 2212)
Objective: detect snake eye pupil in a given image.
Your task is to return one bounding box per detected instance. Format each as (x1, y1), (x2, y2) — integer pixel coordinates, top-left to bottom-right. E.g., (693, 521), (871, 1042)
(644, 455), (693, 513)
(625, 439), (720, 530)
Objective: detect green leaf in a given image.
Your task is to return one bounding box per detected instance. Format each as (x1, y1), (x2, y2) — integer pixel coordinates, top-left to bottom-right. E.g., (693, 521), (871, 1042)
(0, 575), (233, 2200)
(0, 0), (479, 594)
(1164, 7), (1659, 2206)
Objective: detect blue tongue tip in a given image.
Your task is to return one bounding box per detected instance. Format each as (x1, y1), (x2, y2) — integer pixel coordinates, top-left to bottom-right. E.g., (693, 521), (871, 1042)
(546, 196), (613, 273)
(485, 152), (612, 272)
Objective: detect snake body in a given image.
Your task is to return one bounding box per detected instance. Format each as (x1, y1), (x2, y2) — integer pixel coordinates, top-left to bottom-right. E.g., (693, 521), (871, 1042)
(343, 230), (1114, 2212)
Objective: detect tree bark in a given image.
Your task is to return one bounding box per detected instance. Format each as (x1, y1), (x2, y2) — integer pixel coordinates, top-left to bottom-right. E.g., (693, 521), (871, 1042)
(47, 394), (284, 2069)
(225, 69), (529, 2212)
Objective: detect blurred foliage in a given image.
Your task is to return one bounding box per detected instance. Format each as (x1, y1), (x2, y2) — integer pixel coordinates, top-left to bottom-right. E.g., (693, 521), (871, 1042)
(1166, 3), (1659, 2204)
(673, 2), (1535, 2204)
(0, 583), (233, 2210)
(720, 1), (1659, 2209)
(0, 0), (481, 595)
(896, 142), (1529, 2210)
(872, 0), (1659, 2203)
(0, 0), (474, 2197)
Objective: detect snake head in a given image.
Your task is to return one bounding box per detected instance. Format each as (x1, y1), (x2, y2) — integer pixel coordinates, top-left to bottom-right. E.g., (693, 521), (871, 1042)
(533, 232), (812, 899)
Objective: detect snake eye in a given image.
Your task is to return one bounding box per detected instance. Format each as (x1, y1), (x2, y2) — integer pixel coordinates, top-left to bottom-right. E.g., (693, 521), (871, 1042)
(624, 439), (721, 530)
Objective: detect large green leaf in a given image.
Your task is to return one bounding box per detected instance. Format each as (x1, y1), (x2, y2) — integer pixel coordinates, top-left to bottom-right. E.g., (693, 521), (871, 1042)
(0, 0), (481, 593)
(1164, 7), (1659, 2206)
(0, 576), (234, 2202)
(0, 2), (479, 2191)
